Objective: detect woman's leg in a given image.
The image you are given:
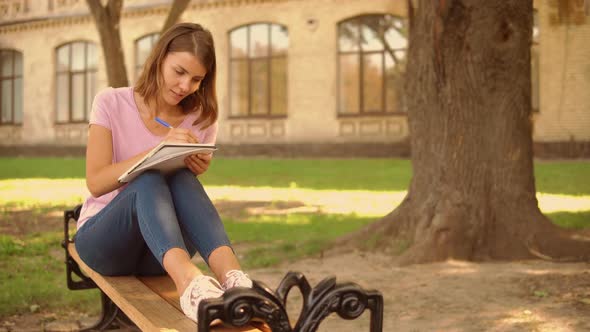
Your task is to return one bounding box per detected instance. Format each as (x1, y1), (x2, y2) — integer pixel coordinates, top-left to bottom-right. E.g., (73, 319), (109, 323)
(167, 169), (248, 286)
(75, 171), (202, 293)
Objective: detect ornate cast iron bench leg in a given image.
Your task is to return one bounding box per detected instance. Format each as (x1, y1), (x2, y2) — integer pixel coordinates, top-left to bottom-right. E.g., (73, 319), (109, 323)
(62, 205), (135, 331)
(199, 271), (384, 332)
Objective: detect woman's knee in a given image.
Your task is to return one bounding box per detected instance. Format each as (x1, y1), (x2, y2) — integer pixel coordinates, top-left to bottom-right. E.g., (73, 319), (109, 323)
(131, 170), (167, 188)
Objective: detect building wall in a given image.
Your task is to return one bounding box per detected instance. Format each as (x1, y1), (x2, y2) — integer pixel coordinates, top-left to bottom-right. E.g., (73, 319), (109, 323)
(534, 0), (590, 142)
(0, 0), (588, 150)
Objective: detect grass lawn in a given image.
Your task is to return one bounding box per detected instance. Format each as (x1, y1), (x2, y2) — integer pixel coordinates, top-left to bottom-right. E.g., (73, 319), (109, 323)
(0, 157), (588, 317)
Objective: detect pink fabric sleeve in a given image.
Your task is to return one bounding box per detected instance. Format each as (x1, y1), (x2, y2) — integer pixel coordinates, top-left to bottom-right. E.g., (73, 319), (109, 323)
(89, 88), (113, 130)
(201, 121), (218, 144)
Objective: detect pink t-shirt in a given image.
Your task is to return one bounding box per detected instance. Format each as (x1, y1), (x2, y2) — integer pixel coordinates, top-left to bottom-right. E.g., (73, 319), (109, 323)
(77, 87), (218, 229)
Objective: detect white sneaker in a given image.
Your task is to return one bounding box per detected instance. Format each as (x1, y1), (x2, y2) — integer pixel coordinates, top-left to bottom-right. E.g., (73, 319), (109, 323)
(221, 270), (253, 290)
(180, 275), (224, 323)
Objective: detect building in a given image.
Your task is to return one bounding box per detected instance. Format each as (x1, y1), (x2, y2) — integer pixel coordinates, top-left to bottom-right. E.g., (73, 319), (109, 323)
(0, 0), (589, 157)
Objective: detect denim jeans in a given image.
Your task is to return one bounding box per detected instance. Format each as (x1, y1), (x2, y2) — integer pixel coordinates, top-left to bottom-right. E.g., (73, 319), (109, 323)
(75, 169), (231, 276)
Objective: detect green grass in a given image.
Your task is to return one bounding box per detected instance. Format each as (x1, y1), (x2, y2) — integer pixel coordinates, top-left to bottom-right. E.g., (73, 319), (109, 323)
(0, 157), (86, 179)
(0, 157), (588, 318)
(0, 213), (372, 316)
(1, 157), (589, 195)
(534, 161), (590, 196)
(546, 210), (590, 229)
(0, 233), (100, 317)
(226, 214), (373, 268)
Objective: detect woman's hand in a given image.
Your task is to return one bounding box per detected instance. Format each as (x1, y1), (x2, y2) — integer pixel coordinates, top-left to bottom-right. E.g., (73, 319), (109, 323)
(164, 128), (199, 144)
(185, 153), (212, 175)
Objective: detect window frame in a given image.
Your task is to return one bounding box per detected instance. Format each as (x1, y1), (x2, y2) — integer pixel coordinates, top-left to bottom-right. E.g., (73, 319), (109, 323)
(54, 40), (98, 124)
(336, 14), (408, 117)
(134, 32), (160, 82)
(0, 49), (23, 126)
(228, 22), (289, 119)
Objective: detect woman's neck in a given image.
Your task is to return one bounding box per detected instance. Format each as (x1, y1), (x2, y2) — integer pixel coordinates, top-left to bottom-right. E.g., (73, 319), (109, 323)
(144, 96), (182, 118)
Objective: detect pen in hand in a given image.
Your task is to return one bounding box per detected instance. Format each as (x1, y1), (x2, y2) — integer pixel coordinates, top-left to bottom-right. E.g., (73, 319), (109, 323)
(155, 117), (173, 129)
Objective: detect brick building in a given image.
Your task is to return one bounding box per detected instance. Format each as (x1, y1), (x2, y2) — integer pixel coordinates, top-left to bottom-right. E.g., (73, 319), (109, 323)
(0, 0), (588, 157)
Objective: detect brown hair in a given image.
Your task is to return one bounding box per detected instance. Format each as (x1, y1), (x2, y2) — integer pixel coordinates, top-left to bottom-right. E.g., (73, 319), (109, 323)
(135, 23), (218, 128)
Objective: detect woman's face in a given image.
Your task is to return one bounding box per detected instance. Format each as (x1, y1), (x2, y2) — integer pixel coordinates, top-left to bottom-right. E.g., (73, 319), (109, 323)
(160, 51), (207, 106)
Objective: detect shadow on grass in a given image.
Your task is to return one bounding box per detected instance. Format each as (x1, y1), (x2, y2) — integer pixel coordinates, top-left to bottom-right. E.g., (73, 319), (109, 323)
(546, 210), (590, 230)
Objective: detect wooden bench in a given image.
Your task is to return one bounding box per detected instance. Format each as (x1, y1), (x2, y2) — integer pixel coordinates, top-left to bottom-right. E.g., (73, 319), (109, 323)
(62, 206), (384, 331)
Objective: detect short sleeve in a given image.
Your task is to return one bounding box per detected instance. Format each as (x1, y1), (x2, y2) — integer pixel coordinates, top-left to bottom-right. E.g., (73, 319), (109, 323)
(200, 121), (218, 144)
(89, 88), (114, 130)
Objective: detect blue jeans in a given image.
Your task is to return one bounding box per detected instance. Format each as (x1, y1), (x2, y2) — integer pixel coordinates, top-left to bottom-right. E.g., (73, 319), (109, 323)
(75, 169), (231, 276)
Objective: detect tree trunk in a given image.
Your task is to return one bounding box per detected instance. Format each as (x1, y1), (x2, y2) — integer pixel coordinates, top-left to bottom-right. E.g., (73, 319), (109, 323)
(161, 0), (192, 33)
(344, 0), (590, 264)
(87, 0), (128, 88)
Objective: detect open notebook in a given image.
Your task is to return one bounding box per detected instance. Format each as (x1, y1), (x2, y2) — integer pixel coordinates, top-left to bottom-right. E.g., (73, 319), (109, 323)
(118, 142), (217, 183)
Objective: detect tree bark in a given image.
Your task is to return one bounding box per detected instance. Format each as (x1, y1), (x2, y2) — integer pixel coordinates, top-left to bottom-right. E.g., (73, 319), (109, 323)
(343, 0), (590, 264)
(161, 0), (191, 33)
(87, 0), (128, 88)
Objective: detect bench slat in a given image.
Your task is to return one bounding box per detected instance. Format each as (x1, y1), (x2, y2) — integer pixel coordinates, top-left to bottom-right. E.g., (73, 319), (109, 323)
(68, 243), (266, 332)
(139, 275), (182, 311)
(68, 243), (195, 332)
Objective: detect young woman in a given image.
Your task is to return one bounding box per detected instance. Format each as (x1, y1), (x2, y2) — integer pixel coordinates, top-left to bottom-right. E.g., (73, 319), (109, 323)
(75, 23), (252, 323)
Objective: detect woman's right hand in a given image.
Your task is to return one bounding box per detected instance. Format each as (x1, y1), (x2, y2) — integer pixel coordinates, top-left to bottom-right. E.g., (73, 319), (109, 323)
(164, 128), (199, 144)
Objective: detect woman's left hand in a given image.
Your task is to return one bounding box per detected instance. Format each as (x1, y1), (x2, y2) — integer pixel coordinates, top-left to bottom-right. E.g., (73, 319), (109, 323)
(185, 153), (212, 175)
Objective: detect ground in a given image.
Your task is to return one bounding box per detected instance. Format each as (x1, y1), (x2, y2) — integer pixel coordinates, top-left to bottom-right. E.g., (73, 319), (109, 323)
(2, 200), (590, 332)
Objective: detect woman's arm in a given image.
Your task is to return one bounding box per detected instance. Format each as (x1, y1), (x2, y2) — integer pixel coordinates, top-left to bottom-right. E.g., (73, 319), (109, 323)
(86, 124), (201, 197)
(85, 125), (151, 197)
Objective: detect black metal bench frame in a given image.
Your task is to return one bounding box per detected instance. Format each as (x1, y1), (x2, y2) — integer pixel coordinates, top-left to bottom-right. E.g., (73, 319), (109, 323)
(62, 205), (384, 331)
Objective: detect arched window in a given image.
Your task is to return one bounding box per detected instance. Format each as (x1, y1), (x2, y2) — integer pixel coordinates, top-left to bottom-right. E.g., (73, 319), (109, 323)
(55, 41), (98, 123)
(0, 49), (23, 125)
(337, 14), (408, 115)
(229, 23), (288, 117)
(135, 33), (159, 81)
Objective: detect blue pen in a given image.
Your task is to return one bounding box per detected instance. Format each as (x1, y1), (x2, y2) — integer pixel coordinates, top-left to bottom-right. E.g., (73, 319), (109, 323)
(155, 117), (173, 129)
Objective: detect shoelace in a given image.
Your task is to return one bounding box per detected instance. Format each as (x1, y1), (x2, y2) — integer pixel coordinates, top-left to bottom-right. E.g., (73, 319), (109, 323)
(224, 270), (251, 288)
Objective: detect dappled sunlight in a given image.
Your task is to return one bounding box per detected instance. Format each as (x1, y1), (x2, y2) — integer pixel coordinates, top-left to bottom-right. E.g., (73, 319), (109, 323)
(206, 186), (406, 217)
(537, 193), (590, 213)
(437, 260), (480, 275)
(0, 179), (87, 210)
(495, 309), (577, 332)
(247, 214), (313, 225)
(1, 180), (589, 219)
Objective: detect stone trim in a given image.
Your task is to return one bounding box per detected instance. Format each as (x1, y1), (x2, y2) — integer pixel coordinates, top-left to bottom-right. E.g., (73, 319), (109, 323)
(0, 0), (295, 33)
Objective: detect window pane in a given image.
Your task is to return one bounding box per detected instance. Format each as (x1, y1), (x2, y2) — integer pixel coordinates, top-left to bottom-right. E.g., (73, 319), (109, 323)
(1, 80), (12, 122)
(230, 27), (248, 58)
(339, 20), (360, 52)
(385, 53), (404, 113)
(270, 24), (288, 56)
(532, 10), (539, 44)
(14, 77), (22, 123)
(385, 25), (408, 50)
(251, 59), (269, 115)
(72, 73), (85, 121)
(57, 45), (70, 72)
(56, 74), (69, 122)
(270, 57), (287, 115)
(87, 71), (96, 118)
(71, 42), (86, 71)
(249, 24), (269, 58)
(230, 60), (248, 116)
(1, 51), (13, 77)
(360, 24), (383, 52)
(14, 52), (22, 76)
(87, 43), (97, 69)
(136, 35), (154, 69)
(363, 53), (383, 112)
(339, 54), (359, 114)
